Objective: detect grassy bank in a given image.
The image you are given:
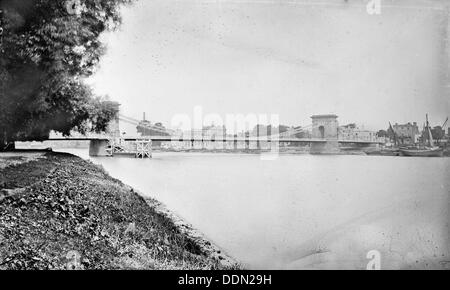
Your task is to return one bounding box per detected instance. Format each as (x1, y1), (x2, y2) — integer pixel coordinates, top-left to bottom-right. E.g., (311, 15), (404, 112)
(0, 151), (238, 270)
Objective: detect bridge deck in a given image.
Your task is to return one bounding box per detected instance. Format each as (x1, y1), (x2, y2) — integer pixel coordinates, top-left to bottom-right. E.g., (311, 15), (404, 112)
(48, 137), (382, 144)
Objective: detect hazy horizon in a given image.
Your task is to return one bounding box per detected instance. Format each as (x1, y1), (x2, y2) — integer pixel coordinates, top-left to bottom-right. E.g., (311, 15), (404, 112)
(86, 0), (450, 133)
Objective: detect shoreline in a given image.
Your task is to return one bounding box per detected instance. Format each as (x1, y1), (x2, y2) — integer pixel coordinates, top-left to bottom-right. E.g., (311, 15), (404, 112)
(142, 196), (236, 268)
(0, 151), (239, 270)
(15, 141), (450, 157)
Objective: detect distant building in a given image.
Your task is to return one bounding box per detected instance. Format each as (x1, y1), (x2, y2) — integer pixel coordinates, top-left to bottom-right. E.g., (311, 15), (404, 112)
(251, 124), (291, 137)
(179, 125), (226, 140)
(203, 125), (226, 139)
(392, 122), (420, 144)
(137, 121), (170, 137)
(251, 124), (268, 137)
(338, 123), (377, 142)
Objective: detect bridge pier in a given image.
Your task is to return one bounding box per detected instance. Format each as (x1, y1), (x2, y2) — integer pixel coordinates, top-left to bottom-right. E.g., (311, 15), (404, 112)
(135, 139), (152, 158)
(310, 140), (340, 154)
(89, 139), (111, 157)
(310, 114), (341, 154)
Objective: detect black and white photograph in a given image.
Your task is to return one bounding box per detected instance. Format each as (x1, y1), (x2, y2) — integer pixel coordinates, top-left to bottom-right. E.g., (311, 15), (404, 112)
(0, 0), (449, 278)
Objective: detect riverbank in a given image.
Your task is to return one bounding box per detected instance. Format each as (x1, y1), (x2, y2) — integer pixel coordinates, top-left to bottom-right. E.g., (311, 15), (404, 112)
(16, 141), (450, 157)
(0, 151), (238, 270)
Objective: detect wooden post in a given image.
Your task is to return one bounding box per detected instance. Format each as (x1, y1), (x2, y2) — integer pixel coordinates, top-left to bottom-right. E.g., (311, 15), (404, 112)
(106, 138), (115, 156)
(135, 138), (152, 158)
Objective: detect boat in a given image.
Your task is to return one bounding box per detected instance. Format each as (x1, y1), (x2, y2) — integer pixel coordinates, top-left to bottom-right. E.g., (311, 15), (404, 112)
(399, 114), (443, 157)
(399, 146), (443, 157)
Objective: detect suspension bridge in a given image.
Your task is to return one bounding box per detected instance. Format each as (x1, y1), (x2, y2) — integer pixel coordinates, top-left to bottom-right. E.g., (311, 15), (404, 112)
(49, 114), (384, 157)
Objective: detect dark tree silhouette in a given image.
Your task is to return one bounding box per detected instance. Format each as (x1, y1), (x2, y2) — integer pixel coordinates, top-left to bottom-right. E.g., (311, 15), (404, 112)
(0, 0), (131, 150)
(431, 126), (445, 144)
(376, 130), (388, 138)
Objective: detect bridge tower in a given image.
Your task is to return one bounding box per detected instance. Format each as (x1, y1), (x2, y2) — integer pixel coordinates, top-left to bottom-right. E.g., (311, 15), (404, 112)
(90, 104), (121, 157)
(106, 114), (121, 138)
(310, 114), (340, 154)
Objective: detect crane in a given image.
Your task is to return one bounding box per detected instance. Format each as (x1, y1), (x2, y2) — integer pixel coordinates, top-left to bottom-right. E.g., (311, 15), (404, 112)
(442, 117), (448, 129)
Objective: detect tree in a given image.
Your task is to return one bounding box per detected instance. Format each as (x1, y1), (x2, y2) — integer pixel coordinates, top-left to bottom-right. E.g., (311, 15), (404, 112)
(376, 130), (388, 138)
(0, 0), (131, 150)
(431, 126), (445, 144)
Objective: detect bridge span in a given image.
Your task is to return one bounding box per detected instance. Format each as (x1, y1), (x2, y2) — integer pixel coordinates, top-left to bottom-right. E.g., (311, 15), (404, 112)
(49, 136), (382, 144)
(48, 135), (382, 158)
(47, 113), (383, 157)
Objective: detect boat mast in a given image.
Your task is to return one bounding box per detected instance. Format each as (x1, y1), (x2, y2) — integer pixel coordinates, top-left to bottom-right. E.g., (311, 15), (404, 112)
(426, 114), (434, 147)
(389, 122), (397, 146)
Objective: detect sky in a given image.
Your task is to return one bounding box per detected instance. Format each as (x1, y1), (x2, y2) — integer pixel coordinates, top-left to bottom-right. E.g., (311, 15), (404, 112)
(86, 0), (450, 133)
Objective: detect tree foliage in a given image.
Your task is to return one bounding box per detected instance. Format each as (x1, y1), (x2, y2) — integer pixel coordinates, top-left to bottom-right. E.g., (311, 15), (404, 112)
(431, 126), (445, 143)
(0, 0), (131, 148)
(376, 130), (388, 138)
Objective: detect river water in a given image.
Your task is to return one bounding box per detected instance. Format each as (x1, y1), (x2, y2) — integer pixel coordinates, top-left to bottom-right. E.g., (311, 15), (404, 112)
(59, 149), (450, 269)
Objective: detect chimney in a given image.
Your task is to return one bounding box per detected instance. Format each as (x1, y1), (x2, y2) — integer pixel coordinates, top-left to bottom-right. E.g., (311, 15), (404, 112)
(143, 112), (146, 121)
